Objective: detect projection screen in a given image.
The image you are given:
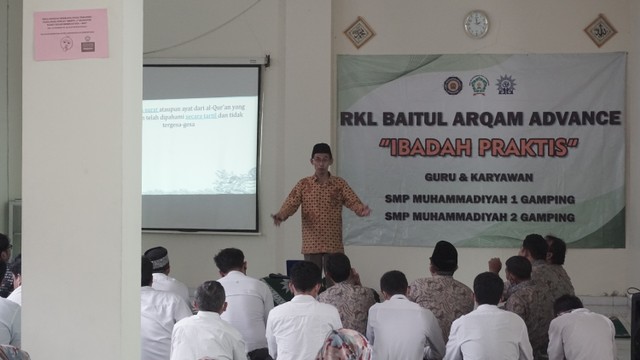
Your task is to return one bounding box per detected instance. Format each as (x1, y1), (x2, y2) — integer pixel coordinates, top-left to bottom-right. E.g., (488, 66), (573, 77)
(142, 64), (261, 232)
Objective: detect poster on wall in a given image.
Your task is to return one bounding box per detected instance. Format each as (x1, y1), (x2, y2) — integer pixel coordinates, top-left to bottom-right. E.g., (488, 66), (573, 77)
(34, 8), (109, 61)
(337, 53), (625, 248)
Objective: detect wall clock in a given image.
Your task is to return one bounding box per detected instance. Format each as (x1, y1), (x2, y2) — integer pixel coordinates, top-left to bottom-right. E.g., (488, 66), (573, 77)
(464, 10), (489, 39)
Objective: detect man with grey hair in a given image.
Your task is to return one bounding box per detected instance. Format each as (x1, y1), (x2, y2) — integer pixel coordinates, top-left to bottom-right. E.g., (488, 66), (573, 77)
(170, 280), (246, 360)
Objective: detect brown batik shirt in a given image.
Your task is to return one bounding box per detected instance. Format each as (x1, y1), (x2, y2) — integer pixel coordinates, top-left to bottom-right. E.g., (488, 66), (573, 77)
(317, 282), (378, 334)
(408, 274), (474, 341)
(277, 173), (366, 254)
(504, 280), (554, 359)
(533, 261), (575, 302)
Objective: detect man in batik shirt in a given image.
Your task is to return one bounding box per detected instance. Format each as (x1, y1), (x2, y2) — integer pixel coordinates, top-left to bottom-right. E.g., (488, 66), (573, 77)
(544, 235), (575, 300)
(490, 233), (569, 302)
(503, 256), (554, 360)
(271, 143), (370, 272)
(408, 241), (474, 341)
(317, 253), (378, 334)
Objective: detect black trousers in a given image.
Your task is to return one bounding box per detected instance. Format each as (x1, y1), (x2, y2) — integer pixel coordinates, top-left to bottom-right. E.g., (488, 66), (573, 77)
(248, 348), (272, 360)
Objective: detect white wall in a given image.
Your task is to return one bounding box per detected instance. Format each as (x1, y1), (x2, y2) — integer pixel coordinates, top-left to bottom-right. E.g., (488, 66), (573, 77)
(5, 0), (635, 297)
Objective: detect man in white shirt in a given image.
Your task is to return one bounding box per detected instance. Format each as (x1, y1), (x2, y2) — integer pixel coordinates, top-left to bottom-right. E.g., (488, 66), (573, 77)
(144, 246), (191, 307)
(547, 294), (616, 360)
(214, 248), (274, 360)
(266, 261), (342, 360)
(444, 272), (533, 360)
(171, 280), (247, 360)
(366, 270), (444, 360)
(141, 257), (192, 360)
(0, 260), (19, 348)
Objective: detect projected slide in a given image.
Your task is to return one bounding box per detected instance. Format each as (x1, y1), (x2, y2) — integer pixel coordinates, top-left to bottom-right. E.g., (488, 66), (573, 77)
(142, 65), (261, 232)
(142, 97), (257, 195)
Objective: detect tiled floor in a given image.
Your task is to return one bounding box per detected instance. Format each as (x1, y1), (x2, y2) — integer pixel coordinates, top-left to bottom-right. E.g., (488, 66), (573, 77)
(581, 296), (631, 360)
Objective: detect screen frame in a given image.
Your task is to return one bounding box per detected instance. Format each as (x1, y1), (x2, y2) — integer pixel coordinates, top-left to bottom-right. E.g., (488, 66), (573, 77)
(141, 61), (263, 233)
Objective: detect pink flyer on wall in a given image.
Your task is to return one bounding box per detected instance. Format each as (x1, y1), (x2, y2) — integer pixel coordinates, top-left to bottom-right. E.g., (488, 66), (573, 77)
(34, 8), (109, 61)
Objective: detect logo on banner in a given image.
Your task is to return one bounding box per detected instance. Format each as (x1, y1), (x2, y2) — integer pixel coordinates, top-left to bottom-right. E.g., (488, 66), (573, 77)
(443, 76), (463, 95)
(496, 75), (516, 95)
(469, 75), (489, 95)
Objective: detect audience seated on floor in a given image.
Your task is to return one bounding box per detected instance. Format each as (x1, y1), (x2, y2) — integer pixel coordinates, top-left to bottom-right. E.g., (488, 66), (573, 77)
(444, 272), (533, 360)
(140, 256), (192, 360)
(408, 241), (473, 342)
(266, 261), (342, 360)
(366, 270), (444, 360)
(503, 256), (553, 360)
(489, 234), (567, 303)
(317, 253), (378, 335)
(547, 294), (616, 360)
(144, 246), (191, 308)
(214, 248), (274, 360)
(315, 328), (372, 360)
(171, 281), (246, 360)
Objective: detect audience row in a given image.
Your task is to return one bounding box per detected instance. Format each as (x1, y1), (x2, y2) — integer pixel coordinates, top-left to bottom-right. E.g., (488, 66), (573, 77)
(140, 233), (617, 360)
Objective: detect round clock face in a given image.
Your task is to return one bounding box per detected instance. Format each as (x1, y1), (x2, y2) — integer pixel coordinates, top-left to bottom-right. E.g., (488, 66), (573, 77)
(464, 10), (489, 39)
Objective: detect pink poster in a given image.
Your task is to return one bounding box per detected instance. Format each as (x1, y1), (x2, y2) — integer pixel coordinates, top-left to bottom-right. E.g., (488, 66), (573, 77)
(34, 9), (109, 61)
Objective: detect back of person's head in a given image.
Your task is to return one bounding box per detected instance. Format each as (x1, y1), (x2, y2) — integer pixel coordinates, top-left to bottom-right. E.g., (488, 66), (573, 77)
(473, 272), (504, 305)
(505, 255), (532, 280)
(9, 258), (20, 278)
(430, 240), (458, 274)
(290, 261), (322, 292)
(546, 235), (567, 265)
(141, 256), (153, 287)
(194, 280), (226, 312)
(213, 248), (245, 273)
(143, 246), (170, 273)
(522, 234), (548, 260)
(553, 294), (583, 316)
(0, 234), (10, 253)
(315, 328), (372, 360)
(325, 253), (351, 283)
(380, 270), (408, 296)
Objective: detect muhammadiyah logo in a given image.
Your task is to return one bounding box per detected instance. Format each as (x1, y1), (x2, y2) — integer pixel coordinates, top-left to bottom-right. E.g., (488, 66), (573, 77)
(496, 75), (516, 94)
(469, 75), (489, 96)
(444, 76), (463, 95)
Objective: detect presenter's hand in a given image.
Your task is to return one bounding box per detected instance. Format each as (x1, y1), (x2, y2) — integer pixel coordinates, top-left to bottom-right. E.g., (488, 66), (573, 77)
(488, 257), (502, 274)
(271, 213), (283, 226)
(356, 205), (371, 217)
